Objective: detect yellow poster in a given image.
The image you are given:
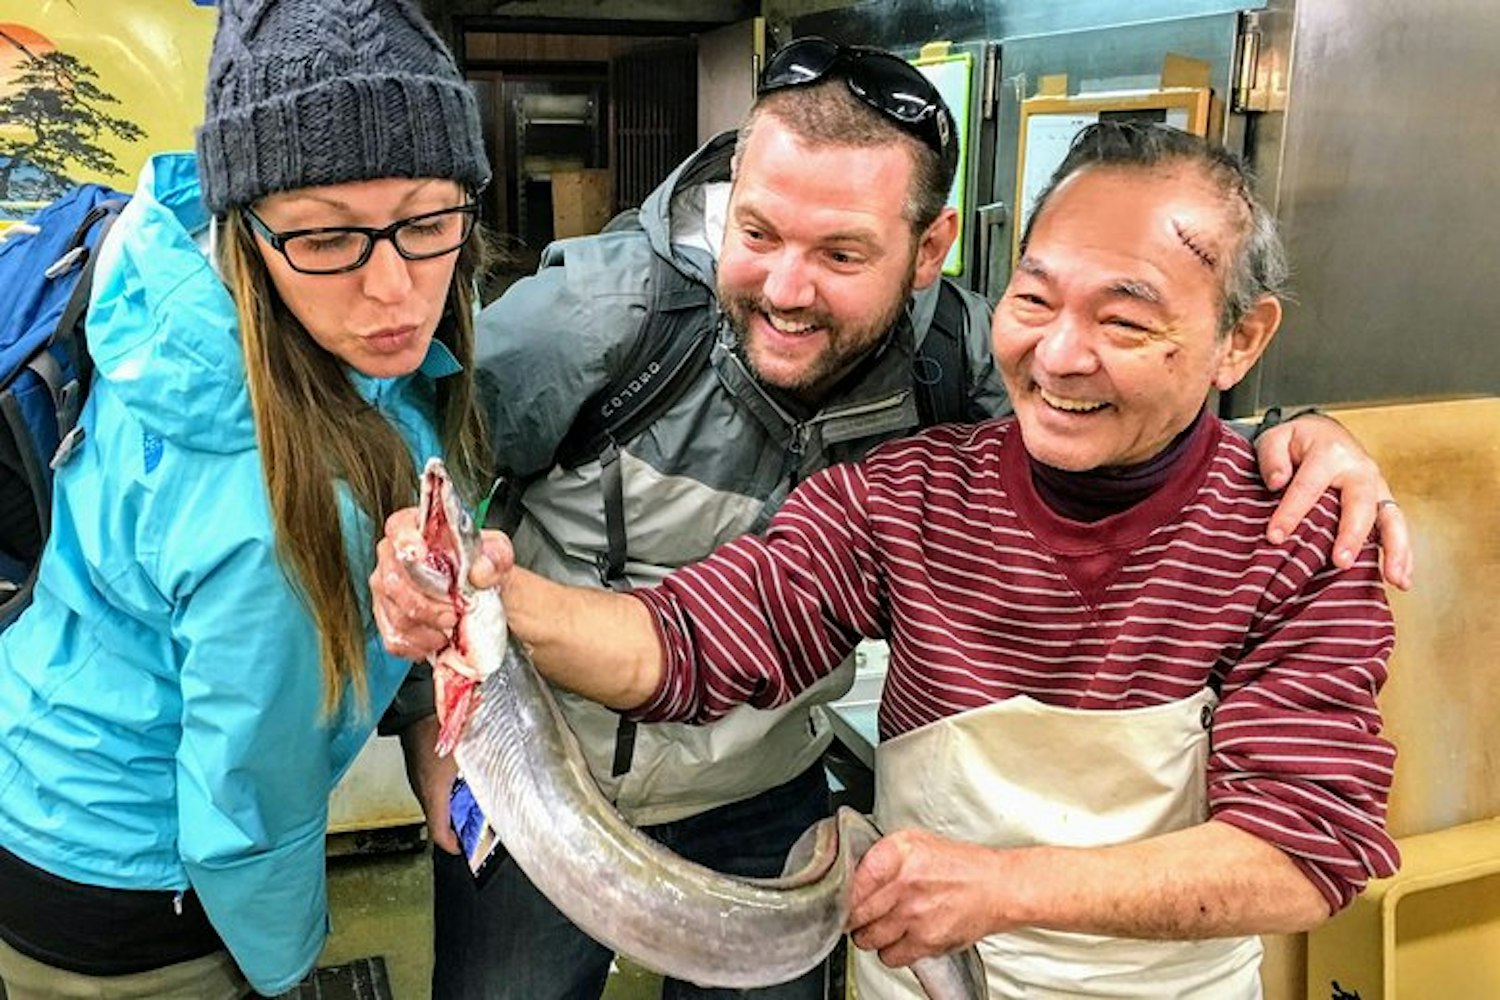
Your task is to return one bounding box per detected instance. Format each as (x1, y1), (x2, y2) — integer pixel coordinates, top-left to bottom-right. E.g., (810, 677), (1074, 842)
(0, 0), (219, 225)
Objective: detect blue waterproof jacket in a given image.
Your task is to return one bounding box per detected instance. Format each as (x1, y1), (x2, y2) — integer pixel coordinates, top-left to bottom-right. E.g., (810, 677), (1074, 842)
(0, 153), (455, 994)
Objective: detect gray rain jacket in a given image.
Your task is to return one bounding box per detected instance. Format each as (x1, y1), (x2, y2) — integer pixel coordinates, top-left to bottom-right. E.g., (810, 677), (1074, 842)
(479, 131), (1009, 824)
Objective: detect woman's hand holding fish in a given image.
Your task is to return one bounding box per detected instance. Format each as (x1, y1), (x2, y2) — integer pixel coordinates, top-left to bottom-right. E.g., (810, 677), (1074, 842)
(371, 507), (511, 659)
(372, 505), (658, 711)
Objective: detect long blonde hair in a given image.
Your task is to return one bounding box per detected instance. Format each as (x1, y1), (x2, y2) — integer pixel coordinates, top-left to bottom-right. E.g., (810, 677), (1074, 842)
(219, 211), (489, 714)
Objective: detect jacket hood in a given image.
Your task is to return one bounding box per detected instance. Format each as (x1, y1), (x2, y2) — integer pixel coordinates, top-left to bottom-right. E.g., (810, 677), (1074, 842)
(87, 151), (255, 453)
(638, 130), (736, 288)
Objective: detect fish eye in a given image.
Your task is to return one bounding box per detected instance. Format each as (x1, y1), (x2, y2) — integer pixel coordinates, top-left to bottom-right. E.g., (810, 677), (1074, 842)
(459, 510), (473, 534)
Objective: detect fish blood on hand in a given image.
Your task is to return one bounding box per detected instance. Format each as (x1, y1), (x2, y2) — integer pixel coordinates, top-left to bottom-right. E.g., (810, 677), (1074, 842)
(405, 458), (508, 756)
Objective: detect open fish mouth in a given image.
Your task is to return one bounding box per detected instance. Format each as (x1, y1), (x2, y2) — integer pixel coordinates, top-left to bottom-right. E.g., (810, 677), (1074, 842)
(410, 458), (500, 756)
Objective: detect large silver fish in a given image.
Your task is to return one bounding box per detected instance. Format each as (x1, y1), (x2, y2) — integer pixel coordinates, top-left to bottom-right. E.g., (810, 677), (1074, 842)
(408, 457), (986, 998)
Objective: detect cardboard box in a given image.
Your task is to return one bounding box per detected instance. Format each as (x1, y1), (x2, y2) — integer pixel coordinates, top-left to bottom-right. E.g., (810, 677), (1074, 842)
(551, 169), (613, 239)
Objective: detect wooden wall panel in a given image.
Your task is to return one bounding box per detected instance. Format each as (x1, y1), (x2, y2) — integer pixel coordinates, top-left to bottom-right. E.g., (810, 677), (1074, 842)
(1324, 398), (1500, 837)
(465, 32), (677, 64)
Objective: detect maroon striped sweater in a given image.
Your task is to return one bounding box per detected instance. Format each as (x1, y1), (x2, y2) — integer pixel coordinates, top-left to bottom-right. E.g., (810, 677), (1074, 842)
(633, 415), (1397, 910)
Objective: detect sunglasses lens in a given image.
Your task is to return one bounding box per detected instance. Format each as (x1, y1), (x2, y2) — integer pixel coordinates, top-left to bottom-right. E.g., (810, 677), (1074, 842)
(846, 55), (953, 168)
(760, 37), (840, 90)
(757, 37), (954, 171)
(847, 57), (937, 123)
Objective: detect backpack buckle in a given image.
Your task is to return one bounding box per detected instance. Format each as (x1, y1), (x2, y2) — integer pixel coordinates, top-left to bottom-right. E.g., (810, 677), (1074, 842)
(55, 376), (83, 427)
(51, 378), (86, 469)
(44, 245), (88, 280)
(50, 425), (86, 470)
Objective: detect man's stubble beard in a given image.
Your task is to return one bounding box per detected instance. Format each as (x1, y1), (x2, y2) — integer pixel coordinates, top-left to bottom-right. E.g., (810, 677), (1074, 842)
(720, 272), (915, 404)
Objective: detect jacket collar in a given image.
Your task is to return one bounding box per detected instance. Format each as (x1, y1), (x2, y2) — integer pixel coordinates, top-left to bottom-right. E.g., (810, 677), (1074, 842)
(711, 307), (924, 455)
(346, 337), (462, 405)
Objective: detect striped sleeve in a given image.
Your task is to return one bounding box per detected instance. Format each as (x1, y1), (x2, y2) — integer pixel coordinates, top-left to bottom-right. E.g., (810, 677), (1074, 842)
(1209, 494), (1398, 912)
(631, 461), (885, 723)
(629, 420), (1400, 912)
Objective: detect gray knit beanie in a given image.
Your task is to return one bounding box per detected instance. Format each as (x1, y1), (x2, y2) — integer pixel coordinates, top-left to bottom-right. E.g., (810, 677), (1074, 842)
(197, 0), (491, 216)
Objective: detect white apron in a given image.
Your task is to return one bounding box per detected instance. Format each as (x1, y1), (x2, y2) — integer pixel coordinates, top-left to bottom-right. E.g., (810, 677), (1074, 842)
(853, 689), (1262, 999)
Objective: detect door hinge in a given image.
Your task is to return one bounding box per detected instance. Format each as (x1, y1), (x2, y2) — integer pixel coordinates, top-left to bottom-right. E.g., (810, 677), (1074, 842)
(1234, 11), (1287, 113)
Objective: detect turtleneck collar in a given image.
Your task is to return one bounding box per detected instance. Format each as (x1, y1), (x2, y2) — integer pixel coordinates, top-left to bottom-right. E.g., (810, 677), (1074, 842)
(1028, 407), (1210, 522)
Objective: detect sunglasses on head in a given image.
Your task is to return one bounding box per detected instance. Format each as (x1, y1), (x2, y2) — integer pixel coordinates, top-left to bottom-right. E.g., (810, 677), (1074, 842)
(758, 36), (957, 177)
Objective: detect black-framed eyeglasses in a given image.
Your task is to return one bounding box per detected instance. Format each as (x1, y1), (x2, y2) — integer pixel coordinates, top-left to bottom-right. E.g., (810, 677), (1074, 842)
(242, 202), (480, 275)
(758, 36), (957, 178)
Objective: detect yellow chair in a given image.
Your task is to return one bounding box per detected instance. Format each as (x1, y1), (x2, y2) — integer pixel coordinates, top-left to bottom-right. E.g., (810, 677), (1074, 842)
(1306, 817), (1500, 1000)
(1264, 397), (1500, 1000)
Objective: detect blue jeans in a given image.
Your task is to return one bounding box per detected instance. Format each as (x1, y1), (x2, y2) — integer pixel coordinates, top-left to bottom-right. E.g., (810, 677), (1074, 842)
(431, 763), (834, 1000)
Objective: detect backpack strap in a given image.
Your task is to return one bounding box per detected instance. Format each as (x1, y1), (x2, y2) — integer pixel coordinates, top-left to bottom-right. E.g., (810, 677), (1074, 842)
(596, 439), (632, 590)
(554, 252), (716, 471)
(548, 246), (715, 585)
(600, 435), (639, 778)
(0, 270), (92, 469)
(912, 277), (971, 428)
(0, 199), (120, 397)
(487, 239), (715, 545)
(46, 209), (118, 468)
(561, 247), (716, 778)
(0, 197), (123, 628)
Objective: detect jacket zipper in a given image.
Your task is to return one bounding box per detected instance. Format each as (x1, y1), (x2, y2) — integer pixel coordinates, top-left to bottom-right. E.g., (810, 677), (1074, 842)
(785, 423), (810, 488)
(811, 390), (913, 425)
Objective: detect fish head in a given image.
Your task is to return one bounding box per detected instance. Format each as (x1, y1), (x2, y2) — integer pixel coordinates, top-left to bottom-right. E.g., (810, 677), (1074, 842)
(414, 456), (480, 600)
(409, 457), (508, 755)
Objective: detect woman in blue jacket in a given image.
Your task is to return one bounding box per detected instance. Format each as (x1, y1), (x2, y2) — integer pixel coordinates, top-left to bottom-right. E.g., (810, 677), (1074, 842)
(0, 1), (489, 996)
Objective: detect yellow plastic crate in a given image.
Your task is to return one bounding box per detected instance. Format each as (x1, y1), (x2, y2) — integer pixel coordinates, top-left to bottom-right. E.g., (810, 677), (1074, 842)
(1307, 816), (1500, 1000)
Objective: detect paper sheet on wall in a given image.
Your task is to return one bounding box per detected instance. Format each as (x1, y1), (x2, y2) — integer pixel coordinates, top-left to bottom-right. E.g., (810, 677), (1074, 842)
(1017, 106), (1192, 238)
(914, 54), (972, 275)
(0, 2), (218, 228)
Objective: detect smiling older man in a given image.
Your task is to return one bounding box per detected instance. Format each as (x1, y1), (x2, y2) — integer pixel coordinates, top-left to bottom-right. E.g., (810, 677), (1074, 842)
(389, 122), (1398, 997)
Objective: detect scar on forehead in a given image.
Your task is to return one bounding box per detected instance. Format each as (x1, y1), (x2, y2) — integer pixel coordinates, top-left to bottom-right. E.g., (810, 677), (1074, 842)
(1172, 219), (1219, 272)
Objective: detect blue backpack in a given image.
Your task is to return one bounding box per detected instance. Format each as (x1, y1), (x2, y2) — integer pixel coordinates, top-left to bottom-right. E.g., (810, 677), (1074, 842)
(0, 184), (128, 628)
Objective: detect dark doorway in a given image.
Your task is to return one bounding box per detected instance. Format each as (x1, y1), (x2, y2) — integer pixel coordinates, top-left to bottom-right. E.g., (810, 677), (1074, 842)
(611, 40), (698, 211)
(459, 22), (702, 297)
